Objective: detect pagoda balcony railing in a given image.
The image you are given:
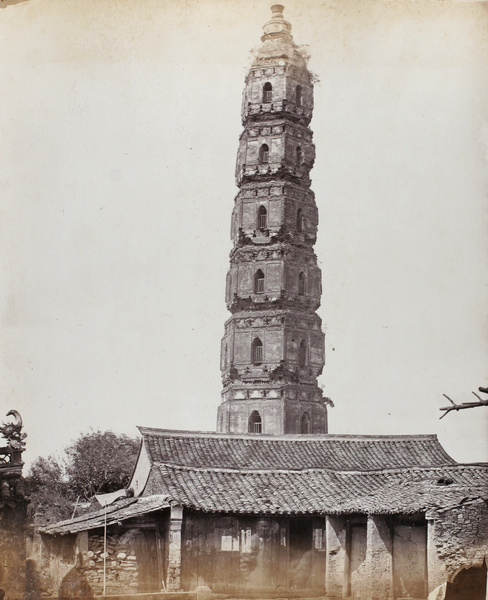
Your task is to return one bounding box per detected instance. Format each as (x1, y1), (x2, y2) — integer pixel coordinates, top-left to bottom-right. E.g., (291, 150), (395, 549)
(221, 367), (322, 391)
(236, 161), (312, 185)
(227, 291), (320, 313)
(242, 100), (313, 124)
(231, 226), (317, 249)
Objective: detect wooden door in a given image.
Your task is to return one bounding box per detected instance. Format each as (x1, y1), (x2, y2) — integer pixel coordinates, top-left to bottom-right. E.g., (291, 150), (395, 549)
(135, 529), (161, 592)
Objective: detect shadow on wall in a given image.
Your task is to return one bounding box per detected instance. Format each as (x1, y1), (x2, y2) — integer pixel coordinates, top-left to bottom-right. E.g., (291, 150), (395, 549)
(58, 568), (94, 600)
(445, 561), (487, 600)
(26, 559), (42, 600)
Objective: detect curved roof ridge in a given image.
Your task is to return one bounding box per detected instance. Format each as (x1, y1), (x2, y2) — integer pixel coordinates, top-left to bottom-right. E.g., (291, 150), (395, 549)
(137, 426), (443, 442)
(138, 426), (457, 472)
(154, 462), (487, 476)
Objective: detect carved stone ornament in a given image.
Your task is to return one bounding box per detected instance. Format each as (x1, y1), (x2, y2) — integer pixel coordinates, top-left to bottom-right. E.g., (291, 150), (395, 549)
(0, 411), (26, 452)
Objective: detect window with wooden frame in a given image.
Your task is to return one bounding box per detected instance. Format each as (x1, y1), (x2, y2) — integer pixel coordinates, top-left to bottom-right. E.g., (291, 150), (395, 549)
(259, 143), (269, 164)
(252, 337), (263, 365)
(257, 205), (267, 228)
(263, 82), (273, 103)
(254, 269), (265, 294)
(249, 410), (262, 433)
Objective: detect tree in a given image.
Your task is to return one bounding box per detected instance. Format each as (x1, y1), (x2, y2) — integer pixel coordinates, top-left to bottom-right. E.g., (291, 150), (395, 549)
(27, 456), (73, 522)
(64, 430), (140, 500)
(27, 430), (140, 523)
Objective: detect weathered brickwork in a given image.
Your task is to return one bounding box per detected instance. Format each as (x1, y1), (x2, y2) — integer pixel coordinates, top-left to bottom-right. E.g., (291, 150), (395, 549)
(218, 4), (330, 435)
(432, 498), (488, 580)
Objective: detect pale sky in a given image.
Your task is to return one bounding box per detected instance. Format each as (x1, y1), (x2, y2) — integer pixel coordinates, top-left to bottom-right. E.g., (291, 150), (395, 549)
(1, 0), (487, 467)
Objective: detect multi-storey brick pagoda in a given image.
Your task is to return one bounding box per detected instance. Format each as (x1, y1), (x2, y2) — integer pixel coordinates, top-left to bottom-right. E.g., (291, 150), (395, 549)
(217, 5), (330, 435)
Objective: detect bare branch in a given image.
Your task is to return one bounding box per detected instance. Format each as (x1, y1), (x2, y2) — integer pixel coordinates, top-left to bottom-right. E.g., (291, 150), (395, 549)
(440, 389), (488, 419)
(443, 394), (457, 406)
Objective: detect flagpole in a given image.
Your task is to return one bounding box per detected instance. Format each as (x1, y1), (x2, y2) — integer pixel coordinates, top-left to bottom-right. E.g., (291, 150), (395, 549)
(103, 503), (107, 596)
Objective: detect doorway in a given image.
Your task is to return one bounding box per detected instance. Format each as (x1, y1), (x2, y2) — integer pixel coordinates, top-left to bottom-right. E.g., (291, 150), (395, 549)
(445, 561), (487, 600)
(289, 518), (314, 589)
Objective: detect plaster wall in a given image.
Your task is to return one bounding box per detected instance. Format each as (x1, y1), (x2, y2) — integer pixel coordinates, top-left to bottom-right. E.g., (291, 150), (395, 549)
(325, 515), (347, 600)
(365, 515), (393, 600)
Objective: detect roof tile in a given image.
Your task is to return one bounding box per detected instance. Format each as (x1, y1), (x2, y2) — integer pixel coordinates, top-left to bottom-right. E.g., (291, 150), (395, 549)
(137, 429), (488, 515)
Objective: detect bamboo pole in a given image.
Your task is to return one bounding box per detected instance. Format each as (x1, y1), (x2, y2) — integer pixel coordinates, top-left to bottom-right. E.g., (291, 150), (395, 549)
(103, 504), (107, 596)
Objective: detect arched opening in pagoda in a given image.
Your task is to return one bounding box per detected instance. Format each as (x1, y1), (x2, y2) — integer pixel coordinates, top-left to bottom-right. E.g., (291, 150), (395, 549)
(263, 82), (273, 103)
(248, 410), (263, 433)
(252, 338), (263, 365)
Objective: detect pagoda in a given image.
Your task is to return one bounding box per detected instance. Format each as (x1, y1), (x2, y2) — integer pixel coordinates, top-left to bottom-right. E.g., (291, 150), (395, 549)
(217, 5), (330, 435)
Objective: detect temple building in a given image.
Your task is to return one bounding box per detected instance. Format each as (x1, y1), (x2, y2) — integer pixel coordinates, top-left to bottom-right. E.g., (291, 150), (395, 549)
(38, 6), (488, 600)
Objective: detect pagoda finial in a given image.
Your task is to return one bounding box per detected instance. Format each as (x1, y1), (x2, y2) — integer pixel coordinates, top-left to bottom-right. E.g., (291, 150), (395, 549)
(271, 4), (284, 19)
(262, 3), (292, 42)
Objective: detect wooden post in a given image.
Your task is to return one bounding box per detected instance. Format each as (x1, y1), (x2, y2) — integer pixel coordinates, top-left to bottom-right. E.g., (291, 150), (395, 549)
(166, 506), (183, 591)
(76, 531), (89, 560)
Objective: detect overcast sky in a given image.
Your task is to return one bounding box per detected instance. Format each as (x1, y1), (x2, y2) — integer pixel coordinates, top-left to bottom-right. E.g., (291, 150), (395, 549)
(1, 0), (487, 467)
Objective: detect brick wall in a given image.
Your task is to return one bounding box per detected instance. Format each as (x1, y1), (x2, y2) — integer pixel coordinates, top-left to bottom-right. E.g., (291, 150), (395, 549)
(433, 498), (488, 580)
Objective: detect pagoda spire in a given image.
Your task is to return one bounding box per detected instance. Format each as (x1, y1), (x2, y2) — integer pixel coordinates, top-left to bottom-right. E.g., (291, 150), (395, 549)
(261, 4), (293, 42)
(217, 6), (329, 435)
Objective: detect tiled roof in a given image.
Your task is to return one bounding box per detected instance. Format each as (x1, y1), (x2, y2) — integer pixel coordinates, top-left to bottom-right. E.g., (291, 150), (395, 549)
(137, 428), (488, 515)
(147, 463), (488, 515)
(138, 427), (456, 471)
(39, 495), (170, 535)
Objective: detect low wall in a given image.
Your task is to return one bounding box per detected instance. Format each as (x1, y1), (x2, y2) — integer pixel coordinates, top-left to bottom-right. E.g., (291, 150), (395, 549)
(83, 532), (139, 595)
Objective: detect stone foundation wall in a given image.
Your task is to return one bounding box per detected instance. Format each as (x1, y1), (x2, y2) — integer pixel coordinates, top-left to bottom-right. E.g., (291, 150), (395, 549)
(38, 528), (145, 597)
(82, 532), (139, 595)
